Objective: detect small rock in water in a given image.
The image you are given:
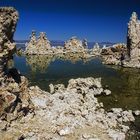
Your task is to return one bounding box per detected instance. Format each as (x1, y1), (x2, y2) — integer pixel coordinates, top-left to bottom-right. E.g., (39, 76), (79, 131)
(103, 89), (111, 95)
(134, 110), (140, 116)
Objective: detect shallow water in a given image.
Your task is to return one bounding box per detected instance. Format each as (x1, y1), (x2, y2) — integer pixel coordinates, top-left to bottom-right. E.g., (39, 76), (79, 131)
(12, 53), (140, 139)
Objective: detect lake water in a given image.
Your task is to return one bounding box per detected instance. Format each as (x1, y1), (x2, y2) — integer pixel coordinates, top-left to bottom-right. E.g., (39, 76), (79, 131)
(12, 46), (140, 139)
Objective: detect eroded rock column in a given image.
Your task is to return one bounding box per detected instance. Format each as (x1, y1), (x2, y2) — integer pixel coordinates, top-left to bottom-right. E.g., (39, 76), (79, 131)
(127, 12), (140, 57)
(123, 12), (140, 68)
(0, 7), (18, 82)
(0, 7), (32, 126)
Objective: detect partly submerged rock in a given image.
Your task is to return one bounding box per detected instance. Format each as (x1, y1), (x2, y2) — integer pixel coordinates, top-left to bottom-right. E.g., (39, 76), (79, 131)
(101, 43), (127, 65)
(133, 110), (140, 116)
(64, 36), (86, 52)
(91, 43), (101, 56)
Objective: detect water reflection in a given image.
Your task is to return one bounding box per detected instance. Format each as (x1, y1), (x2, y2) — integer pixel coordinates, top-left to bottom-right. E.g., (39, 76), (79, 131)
(118, 68), (140, 92)
(55, 53), (92, 64)
(26, 55), (54, 73)
(26, 53), (93, 73)
(99, 65), (140, 110)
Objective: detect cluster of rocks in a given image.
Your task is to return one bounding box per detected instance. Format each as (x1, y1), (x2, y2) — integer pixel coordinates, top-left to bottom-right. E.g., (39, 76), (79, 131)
(64, 36), (88, 52)
(25, 31), (52, 55)
(90, 43), (102, 56)
(101, 12), (140, 68)
(25, 32), (89, 55)
(1, 77), (136, 140)
(101, 43), (127, 65)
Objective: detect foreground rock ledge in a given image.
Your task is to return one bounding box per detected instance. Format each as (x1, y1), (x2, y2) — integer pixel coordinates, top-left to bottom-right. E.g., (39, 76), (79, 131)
(0, 77), (135, 140)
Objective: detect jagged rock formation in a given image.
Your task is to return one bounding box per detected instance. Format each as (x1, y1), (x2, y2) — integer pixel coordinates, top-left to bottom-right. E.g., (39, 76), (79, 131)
(25, 30), (37, 53)
(64, 37), (86, 52)
(101, 43), (127, 65)
(91, 43), (101, 56)
(82, 39), (88, 49)
(0, 7), (18, 55)
(102, 45), (107, 49)
(52, 46), (64, 54)
(25, 31), (52, 54)
(0, 7), (18, 79)
(123, 12), (140, 68)
(127, 12), (140, 56)
(0, 6), (18, 85)
(0, 7), (33, 132)
(37, 32), (51, 50)
(25, 35), (89, 55)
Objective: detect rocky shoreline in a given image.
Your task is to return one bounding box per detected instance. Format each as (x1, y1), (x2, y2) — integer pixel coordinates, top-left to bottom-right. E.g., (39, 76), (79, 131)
(0, 77), (136, 140)
(0, 7), (140, 140)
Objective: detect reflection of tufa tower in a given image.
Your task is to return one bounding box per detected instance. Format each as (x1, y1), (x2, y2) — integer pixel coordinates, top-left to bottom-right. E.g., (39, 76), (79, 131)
(26, 55), (53, 73)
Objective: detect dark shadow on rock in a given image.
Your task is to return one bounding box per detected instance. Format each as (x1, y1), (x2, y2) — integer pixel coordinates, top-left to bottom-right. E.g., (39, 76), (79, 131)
(7, 68), (21, 83)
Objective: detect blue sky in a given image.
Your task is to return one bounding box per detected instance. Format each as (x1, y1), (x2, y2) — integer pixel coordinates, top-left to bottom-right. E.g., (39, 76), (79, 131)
(0, 0), (140, 42)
